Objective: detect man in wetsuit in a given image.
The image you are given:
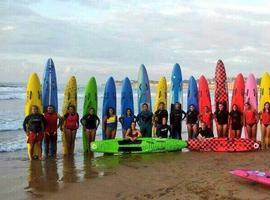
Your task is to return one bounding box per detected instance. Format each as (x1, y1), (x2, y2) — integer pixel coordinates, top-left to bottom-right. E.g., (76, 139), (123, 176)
(156, 118), (171, 138)
(23, 105), (46, 160)
(137, 103), (153, 137)
(154, 102), (168, 132)
(170, 102), (186, 139)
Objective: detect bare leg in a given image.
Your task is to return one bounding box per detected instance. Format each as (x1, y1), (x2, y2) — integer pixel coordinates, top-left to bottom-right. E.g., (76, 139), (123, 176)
(122, 130), (126, 138)
(251, 124), (257, 141)
(261, 125), (266, 149)
(29, 143), (34, 161)
(90, 129), (96, 142)
(236, 130), (241, 139)
(71, 130), (77, 154)
(223, 124), (228, 138)
(105, 129), (111, 139)
(111, 129), (117, 139)
(266, 126), (270, 149)
(65, 129), (72, 154)
(187, 124), (192, 139)
(217, 124), (222, 138)
(193, 124), (198, 138)
(246, 126), (252, 139)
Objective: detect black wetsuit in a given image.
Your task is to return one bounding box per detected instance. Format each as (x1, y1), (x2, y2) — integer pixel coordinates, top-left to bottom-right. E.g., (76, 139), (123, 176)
(229, 110), (242, 130)
(23, 114), (46, 133)
(215, 110), (229, 125)
(197, 127), (214, 138)
(154, 109), (168, 125)
(156, 124), (171, 138)
(80, 114), (100, 129)
(186, 110), (198, 124)
(136, 111), (153, 137)
(170, 109), (186, 139)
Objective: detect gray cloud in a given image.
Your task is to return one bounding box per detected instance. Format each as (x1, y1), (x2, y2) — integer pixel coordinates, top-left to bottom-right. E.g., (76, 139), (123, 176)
(1, 0), (270, 84)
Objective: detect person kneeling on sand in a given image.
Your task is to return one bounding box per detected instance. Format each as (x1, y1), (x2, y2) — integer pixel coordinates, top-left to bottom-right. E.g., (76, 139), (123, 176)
(196, 122), (214, 139)
(157, 118), (171, 138)
(125, 122), (142, 142)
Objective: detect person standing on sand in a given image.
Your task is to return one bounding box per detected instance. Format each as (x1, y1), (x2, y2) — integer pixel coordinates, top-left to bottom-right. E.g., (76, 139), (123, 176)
(44, 105), (62, 157)
(62, 105), (79, 154)
(199, 106), (213, 130)
(259, 102), (270, 149)
(23, 105), (46, 160)
(80, 107), (100, 146)
(103, 107), (118, 139)
(186, 104), (199, 139)
(229, 104), (243, 139)
(153, 102), (168, 135)
(119, 108), (136, 138)
(156, 118), (171, 138)
(125, 121), (142, 141)
(170, 102), (186, 139)
(214, 102), (229, 138)
(136, 103), (153, 137)
(243, 102), (258, 141)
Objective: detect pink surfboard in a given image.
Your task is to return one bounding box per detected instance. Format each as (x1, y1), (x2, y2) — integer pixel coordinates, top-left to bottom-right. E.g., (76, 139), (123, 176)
(244, 74), (258, 138)
(230, 169), (270, 186)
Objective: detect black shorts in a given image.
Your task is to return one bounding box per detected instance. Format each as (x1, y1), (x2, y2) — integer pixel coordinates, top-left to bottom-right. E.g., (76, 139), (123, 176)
(231, 123), (242, 131)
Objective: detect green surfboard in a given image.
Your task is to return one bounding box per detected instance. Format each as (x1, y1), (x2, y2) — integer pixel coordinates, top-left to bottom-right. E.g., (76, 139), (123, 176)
(91, 138), (187, 154)
(82, 77), (98, 153)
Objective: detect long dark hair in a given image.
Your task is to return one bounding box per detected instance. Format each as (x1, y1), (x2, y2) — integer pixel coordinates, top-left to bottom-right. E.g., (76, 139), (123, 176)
(106, 107), (115, 117)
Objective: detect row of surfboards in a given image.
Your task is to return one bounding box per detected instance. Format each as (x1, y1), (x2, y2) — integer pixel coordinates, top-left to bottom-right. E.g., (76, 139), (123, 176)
(26, 58), (269, 156)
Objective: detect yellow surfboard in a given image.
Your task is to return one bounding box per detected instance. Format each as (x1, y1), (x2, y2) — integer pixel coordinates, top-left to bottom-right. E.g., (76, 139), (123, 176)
(260, 72), (270, 111)
(62, 76), (77, 155)
(25, 73), (43, 159)
(154, 77), (167, 111)
(153, 77), (167, 136)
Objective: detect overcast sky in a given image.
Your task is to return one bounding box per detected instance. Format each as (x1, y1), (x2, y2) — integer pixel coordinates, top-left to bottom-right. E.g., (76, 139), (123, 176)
(1, 0), (270, 84)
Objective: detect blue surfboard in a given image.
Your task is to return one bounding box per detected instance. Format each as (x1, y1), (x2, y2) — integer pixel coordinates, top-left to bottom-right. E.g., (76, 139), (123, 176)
(121, 77), (134, 115)
(170, 63), (183, 112)
(42, 58), (58, 156)
(42, 58), (58, 112)
(187, 76), (198, 111)
(137, 64), (151, 113)
(102, 77), (117, 140)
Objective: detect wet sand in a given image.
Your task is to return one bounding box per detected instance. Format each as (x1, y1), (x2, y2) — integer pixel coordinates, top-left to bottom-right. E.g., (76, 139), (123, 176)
(2, 146), (270, 200)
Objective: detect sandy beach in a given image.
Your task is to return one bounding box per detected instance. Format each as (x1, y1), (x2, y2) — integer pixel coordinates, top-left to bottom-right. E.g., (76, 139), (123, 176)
(1, 134), (270, 200)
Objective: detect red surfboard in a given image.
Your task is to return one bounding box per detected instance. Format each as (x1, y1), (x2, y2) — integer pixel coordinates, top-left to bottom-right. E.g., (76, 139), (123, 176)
(188, 138), (260, 152)
(198, 75), (213, 130)
(214, 60), (229, 134)
(229, 73), (245, 137)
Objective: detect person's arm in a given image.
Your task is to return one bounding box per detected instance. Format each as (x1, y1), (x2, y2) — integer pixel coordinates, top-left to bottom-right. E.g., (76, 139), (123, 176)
(243, 111), (246, 126)
(102, 116), (107, 132)
(119, 116), (124, 125)
(76, 113), (80, 129)
(80, 114), (87, 126)
(57, 114), (63, 129)
(23, 116), (29, 133)
(62, 114), (67, 130)
(96, 115), (101, 128)
(41, 115), (47, 132)
(170, 112), (173, 126)
(181, 110), (187, 120)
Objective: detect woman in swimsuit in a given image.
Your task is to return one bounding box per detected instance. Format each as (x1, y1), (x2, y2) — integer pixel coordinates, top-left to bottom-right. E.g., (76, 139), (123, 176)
(243, 102), (258, 141)
(229, 104), (243, 139)
(125, 121), (142, 142)
(119, 108), (135, 138)
(186, 104), (199, 139)
(62, 105), (79, 154)
(103, 107), (118, 139)
(260, 102), (270, 149)
(214, 103), (229, 138)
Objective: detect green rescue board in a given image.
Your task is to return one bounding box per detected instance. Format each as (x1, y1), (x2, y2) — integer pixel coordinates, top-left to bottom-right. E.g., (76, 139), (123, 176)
(91, 138), (187, 154)
(82, 77), (98, 153)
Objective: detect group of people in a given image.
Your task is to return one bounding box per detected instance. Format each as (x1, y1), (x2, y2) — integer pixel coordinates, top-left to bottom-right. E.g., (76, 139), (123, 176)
(23, 99), (270, 160)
